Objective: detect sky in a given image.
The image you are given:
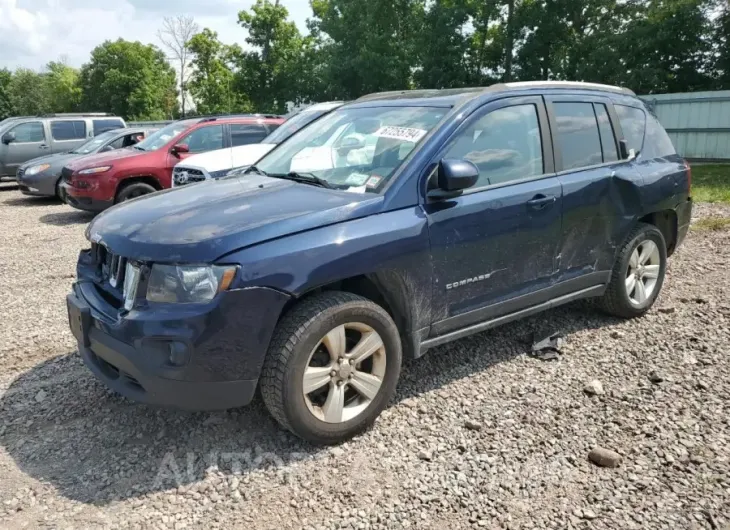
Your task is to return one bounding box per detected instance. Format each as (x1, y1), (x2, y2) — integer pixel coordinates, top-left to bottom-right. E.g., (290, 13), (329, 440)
(0, 0), (313, 71)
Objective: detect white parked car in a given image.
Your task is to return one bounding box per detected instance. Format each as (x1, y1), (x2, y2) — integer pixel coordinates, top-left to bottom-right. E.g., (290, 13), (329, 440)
(172, 102), (344, 187)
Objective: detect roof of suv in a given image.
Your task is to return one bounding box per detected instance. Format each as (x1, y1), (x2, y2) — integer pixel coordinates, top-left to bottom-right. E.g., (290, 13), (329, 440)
(192, 114), (284, 124)
(354, 81), (636, 107)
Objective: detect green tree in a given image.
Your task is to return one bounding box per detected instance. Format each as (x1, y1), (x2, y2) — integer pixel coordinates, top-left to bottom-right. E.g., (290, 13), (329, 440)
(188, 29), (246, 115)
(0, 68), (13, 121)
(8, 69), (52, 116)
(309, 0), (425, 98)
(713, 2), (730, 88)
(79, 39), (179, 120)
(415, 0), (476, 88)
(234, 0), (309, 113)
(46, 61), (82, 112)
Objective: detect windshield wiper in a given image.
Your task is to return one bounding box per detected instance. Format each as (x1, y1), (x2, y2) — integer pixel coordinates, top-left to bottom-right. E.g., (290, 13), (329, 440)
(271, 171), (335, 189)
(244, 165), (269, 177)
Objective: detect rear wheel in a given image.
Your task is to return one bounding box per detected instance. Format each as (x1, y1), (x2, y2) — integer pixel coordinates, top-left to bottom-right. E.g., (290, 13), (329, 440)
(260, 292), (402, 445)
(116, 182), (156, 203)
(600, 223), (667, 318)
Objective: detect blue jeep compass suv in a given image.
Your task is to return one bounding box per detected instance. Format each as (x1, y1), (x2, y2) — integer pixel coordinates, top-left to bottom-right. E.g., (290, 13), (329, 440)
(67, 82), (692, 444)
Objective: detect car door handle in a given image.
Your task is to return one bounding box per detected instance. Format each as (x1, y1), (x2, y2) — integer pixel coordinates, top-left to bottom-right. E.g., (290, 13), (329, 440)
(39, 144), (50, 150)
(526, 194), (556, 210)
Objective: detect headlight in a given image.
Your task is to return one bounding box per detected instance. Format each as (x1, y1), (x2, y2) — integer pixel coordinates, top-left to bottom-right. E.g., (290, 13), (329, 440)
(146, 264), (237, 304)
(26, 164), (51, 175)
(79, 166), (112, 175)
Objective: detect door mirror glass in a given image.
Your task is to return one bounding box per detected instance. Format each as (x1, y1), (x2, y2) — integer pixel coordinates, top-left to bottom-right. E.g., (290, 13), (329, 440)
(172, 143), (190, 156)
(618, 139), (639, 160)
(100, 144), (115, 153)
(2, 131), (16, 145)
(429, 159), (479, 199)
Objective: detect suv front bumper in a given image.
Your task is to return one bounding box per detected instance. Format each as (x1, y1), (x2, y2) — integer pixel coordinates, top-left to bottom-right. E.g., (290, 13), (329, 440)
(68, 279), (291, 410)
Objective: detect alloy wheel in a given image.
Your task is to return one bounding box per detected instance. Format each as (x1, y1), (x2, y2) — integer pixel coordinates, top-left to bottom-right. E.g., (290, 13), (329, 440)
(302, 322), (386, 424)
(625, 240), (661, 305)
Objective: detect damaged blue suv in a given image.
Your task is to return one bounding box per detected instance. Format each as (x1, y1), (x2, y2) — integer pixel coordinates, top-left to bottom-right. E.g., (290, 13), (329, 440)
(68, 82), (692, 444)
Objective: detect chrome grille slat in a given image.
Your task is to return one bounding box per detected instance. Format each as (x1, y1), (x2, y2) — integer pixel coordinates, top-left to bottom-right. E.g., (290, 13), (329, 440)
(173, 167), (207, 187)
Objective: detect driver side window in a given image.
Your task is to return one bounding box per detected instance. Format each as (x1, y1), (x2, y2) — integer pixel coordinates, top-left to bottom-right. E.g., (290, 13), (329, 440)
(443, 104), (543, 188)
(10, 122), (45, 143)
(179, 125), (224, 154)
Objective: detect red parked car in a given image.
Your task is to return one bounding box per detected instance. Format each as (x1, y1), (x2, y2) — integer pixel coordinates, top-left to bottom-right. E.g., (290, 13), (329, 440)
(62, 115), (284, 212)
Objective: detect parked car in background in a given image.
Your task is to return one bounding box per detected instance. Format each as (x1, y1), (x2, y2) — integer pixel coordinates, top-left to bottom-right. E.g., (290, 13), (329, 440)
(62, 114), (284, 212)
(68, 82), (691, 445)
(16, 128), (154, 200)
(172, 102), (343, 187)
(0, 114), (126, 179)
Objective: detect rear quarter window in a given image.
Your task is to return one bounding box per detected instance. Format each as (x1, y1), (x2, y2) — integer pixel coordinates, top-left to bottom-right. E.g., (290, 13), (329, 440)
(615, 104), (646, 156)
(642, 113), (676, 158)
(93, 119), (125, 135)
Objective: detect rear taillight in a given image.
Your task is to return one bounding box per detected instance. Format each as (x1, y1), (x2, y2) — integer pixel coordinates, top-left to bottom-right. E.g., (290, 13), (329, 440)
(684, 159), (692, 195)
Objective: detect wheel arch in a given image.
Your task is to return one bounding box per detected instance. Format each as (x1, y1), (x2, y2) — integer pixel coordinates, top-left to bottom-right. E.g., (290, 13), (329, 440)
(638, 209), (678, 256)
(115, 175), (163, 199)
(285, 272), (426, 359)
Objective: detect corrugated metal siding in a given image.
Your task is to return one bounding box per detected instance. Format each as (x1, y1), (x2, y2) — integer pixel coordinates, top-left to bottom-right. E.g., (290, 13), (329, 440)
(640, 91), (730, 161)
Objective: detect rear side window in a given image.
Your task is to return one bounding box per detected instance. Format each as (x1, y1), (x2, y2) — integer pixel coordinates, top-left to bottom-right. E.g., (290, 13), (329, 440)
(615, 105), (646, 155)
(9, 122), (45, 143)
(643, 113), (676, 158)
(553, 102), (603, 170)
(231, 124), (269, 146)
(93, 119), (125, 135)
(443, 104), (543, 187)
(594, 104), (618, 162)
(51, 120), (86, 141)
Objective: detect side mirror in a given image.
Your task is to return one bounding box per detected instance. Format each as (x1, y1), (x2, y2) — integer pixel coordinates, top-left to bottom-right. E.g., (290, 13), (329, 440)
(172, 143), (190, 156)
(428, 159), (479, 200)
(2, 131), (16, 145)
(100, 145), (114, 153)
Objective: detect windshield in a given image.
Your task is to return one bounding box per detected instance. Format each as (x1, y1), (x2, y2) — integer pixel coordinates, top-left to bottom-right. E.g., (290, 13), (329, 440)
(71, 130), (119, 154)
(264, 108), (335, 145)
(135, 120), (194, 151)
(255, 106), (447, 193)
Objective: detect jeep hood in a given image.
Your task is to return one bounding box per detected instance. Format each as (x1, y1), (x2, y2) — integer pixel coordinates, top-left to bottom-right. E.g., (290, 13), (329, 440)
(87, 174), (383, 262)
(65, 147), (147, 170)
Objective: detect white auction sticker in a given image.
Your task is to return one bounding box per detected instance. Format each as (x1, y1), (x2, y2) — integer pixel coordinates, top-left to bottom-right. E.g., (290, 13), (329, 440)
(374, 126), (427, 143)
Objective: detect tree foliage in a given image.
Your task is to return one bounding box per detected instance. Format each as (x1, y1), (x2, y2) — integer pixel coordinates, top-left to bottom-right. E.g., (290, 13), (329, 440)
(157, 15), (200, 117)
(187, 29), (243, 115)
(79, 39), (178, 120)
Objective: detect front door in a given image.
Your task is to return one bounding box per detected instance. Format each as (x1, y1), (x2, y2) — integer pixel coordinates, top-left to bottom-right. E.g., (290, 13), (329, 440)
(165, 124), (225, 185)
(4, 121), (49, 173)
(424, 96), (563, 335)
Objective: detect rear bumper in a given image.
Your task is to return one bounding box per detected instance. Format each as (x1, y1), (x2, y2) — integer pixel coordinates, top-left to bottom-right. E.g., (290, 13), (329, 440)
(68, 268), (291, 410)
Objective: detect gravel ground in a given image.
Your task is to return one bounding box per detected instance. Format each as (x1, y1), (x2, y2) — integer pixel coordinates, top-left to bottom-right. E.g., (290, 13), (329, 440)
(1, 182), (729, 530)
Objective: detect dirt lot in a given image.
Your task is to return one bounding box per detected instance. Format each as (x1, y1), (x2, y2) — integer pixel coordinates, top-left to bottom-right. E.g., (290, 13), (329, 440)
(0, 183), (729, 530)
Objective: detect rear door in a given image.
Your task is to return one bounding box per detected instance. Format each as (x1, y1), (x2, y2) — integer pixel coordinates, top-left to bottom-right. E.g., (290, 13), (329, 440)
(49, 119), (88, 153)
(546, 95), (643, 283)
(3, 121), (49, 172)
(424, 96), (563, 334)
(230, 123), (269, 147)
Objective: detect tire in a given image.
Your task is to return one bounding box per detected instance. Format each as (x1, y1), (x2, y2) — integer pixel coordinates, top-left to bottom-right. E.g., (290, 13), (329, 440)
(260, 291), (402, 445)
(599, 223), (667, 318)
(115, 182), (156, 203)
(55, 178), (67, 203)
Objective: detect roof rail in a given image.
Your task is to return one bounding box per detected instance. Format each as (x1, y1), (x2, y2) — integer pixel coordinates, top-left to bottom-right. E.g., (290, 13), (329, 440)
(496, 81), (636, 96)
(197, 113), (283, 122)
(356, 87), (487, 102)
(40, 112), (117, 118)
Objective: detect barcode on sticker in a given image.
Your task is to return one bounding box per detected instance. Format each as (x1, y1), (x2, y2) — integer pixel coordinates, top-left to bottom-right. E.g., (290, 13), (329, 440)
(374, 126), (427, 143)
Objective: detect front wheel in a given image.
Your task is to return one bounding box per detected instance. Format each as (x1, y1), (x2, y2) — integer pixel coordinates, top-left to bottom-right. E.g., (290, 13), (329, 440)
(260, 292), (402, 445)
(600, 223), (667, 318)
(115, 182), (156, 203)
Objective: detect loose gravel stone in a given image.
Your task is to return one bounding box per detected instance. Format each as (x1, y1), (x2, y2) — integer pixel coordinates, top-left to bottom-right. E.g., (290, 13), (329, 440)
(588, 447), (622, 468)
(583, 379), (604, 396)
(1, 189), (729, 529)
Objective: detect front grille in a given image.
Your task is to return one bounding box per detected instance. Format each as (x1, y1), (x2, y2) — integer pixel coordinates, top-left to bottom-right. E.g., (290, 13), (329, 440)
(173, 167), (206, 187)
(61, 166), (74, 183)
(92, 243), (141, 311)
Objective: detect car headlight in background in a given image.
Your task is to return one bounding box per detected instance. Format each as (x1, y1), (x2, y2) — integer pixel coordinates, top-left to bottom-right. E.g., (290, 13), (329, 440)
(26, 164), (51, 175)
(146, 264), (237, 304)
(78, 166), (112, 175)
